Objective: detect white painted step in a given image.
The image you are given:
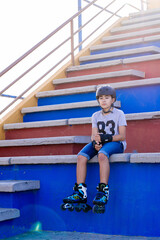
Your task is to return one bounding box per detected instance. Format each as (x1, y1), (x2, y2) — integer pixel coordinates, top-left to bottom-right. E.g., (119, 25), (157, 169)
(0, 180), (40, 192)
(0, 136), (91, 147)
(102, 28), (160, 43)
(91, 35), (160, 53)
(79, 46), (160, 64)
(21, 100), (121, 114)
(67, 53), (160, 73)
(110, 19), (160, 34)
(52, 69), (145, 87)
(122, 13), (160, 26)
(0, 208), (20, 222)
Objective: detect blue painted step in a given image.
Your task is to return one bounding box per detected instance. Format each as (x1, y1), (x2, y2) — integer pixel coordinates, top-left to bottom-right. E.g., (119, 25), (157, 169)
(23, 84), (160, 122)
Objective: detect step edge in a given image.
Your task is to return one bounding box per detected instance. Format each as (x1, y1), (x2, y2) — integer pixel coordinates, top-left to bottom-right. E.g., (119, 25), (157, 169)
(0, 208), (20, 222)
(102, 28), (160, 43)
(0, 180), (40, 192)
(79, 46), (160, 62)
(110, 19), (160, 33)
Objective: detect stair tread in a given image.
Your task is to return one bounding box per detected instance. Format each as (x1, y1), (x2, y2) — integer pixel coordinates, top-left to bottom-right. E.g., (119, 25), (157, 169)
(0, 152), (159, 165)
(91, 35), (160, 52)
(0, 180), (40, 192)
(3, 110), (160, 130)
(129, 8), (160, 18)
(102, 27), (160, 43)
(0, 208), (20, 222)
(52, 69), (145, 86)
(0, 136), (91, 147)
(110, 19), (160, 34)
(67, 53), (160, 72)
(0, 153), (131, 165)
(122, 13), (160, 26)
(21, 100), (121, 114)
(37, 77), (160, 100)
(79, 46), (160, 63)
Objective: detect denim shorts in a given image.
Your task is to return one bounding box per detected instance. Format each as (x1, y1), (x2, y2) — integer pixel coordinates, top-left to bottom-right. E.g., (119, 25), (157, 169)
(77, 141), (124, 161)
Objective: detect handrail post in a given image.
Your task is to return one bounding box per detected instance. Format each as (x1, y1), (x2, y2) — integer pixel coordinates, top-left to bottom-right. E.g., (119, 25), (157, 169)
(141, 0), (144, 10)
(78, 0), (82, 51)
(70, 19), (75, 66)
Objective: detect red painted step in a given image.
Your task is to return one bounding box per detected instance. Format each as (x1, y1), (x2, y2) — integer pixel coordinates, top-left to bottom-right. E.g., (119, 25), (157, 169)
(4, 119), (160, 153)
(54, 75), (140, 90)
(0, 144), (85, 157)
(66, 59), (160, 79)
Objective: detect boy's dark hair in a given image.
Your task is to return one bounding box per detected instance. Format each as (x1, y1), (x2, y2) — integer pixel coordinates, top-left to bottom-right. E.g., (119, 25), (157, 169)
(96, 85), (116, 101)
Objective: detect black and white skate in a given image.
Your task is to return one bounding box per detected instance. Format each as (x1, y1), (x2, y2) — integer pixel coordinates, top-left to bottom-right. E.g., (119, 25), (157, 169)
(60, 202), (92, 213)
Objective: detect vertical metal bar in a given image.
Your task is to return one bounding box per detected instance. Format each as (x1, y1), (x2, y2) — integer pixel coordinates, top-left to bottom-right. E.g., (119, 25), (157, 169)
(78, 0), (82, 51)
(70, 19), (75, 66)
(141, 0), (144, 10)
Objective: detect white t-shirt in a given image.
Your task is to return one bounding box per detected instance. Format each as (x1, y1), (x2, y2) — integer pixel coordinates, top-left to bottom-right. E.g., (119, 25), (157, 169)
(92, 108), (127, 150)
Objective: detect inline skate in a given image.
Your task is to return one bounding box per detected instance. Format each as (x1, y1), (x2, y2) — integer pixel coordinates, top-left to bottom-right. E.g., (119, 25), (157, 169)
(92, 183), (109, 214)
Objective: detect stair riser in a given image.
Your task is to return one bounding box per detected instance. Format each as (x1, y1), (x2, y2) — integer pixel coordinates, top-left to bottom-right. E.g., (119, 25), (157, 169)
(4, 119), (160, 153)
(54, 76), (140, 90)
(67, 59), (160, 78)
(23, 84), (160, 122)
(91, 41), (160, 55)
(0, 144), (85, 157)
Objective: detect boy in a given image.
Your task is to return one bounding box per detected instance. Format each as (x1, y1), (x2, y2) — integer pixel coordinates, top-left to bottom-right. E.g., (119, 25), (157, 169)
(62, 85), (127, 213)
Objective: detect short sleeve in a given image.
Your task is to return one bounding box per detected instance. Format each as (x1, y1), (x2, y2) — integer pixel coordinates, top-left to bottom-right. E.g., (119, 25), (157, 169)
(119, 111), (127, 126)
(92, 112), (97, 128)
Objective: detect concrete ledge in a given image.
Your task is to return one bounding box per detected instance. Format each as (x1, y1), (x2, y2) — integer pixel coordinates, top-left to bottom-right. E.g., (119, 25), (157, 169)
(0, 208), (20, 222)
(67, 53), (160, 73)
(79, 46), (160, 63)
(4, 119), (68, 130)
(0, 180), (40, 192)
(0, 153), (131, 165)
(53, 70), (145, 86)
(110, 19), (160, 34)
(91, 38), (143, 52)
(130, 153), (160, 163)
(122, 13), (160, 26)
(0, 136), (91, 147)
(102, 28), (160, 43)
(0, 153), (160, 165)
(4, 111), (160, 131)
(21, 100), (121, 114)
(36, 86), (96, 98)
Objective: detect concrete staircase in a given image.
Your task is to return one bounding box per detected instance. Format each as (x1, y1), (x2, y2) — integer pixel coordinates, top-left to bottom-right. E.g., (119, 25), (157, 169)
(0, 7), (160, 239)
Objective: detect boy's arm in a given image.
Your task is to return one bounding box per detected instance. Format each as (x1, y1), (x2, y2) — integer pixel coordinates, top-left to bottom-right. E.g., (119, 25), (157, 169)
(91, 127), (99, 141)
(112, 125), (126, 142)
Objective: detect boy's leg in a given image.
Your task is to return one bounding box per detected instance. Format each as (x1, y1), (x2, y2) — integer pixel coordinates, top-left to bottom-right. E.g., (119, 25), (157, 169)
(98, 153), (110, 184)
(76, 155), (88, 184)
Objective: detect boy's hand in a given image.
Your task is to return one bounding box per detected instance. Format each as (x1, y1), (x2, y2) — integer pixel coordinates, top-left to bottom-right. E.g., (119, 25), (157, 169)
(94, 133), (101, 144)
(95, 143), (102, 151)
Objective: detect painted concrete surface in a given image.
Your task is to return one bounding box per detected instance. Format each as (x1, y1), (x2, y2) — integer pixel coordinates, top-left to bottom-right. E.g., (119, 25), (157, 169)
(2, 231), (160, 240)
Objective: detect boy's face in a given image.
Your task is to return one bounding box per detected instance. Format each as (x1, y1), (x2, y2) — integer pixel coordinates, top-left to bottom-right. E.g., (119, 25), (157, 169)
(98, 95), (115, 110)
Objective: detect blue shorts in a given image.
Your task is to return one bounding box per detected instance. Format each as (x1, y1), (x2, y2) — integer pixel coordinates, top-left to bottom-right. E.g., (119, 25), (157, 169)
(77, 141), (124, 161)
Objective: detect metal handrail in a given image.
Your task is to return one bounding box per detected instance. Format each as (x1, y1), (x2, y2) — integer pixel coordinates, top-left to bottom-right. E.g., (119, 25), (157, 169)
(0, 0), (144, 116)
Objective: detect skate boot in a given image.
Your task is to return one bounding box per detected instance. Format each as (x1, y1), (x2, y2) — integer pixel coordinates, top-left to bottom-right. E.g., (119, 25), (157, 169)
(92, 183), (109, 214)
(61, 183), (91, 212)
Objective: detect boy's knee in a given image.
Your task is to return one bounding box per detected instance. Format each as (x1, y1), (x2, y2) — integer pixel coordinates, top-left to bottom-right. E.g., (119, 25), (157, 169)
(98, 153), (108, 163)
(77, 155), (88, 163)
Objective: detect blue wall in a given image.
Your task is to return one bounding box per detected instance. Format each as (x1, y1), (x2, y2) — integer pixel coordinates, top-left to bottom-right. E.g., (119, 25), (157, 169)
(0, 162), (160, 238)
